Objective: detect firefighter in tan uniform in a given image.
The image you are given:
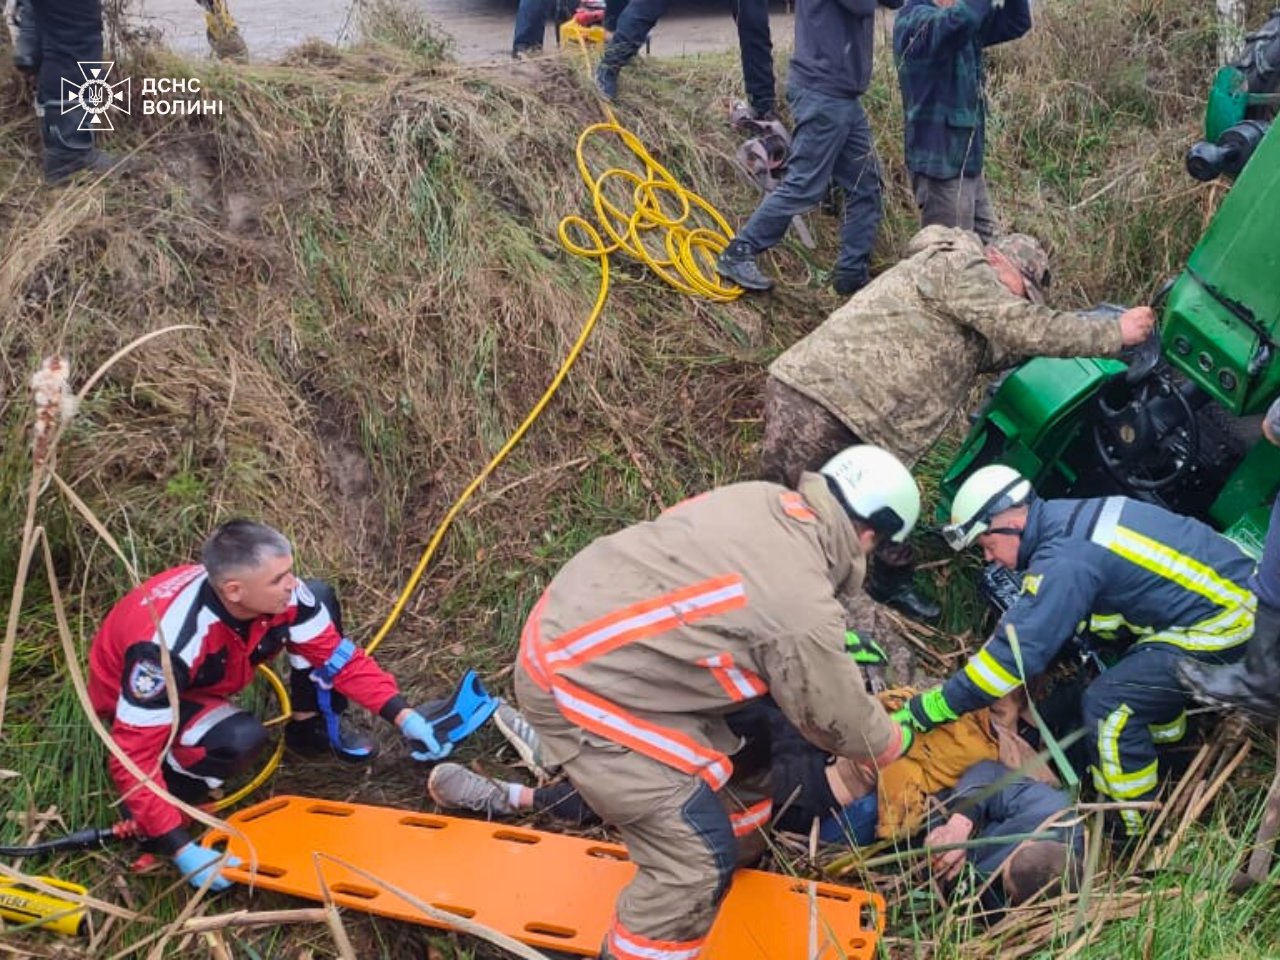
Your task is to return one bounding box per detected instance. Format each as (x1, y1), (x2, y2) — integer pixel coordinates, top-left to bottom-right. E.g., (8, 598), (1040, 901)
(514, 445), (920, 960)
(762, 225), (1156, 620)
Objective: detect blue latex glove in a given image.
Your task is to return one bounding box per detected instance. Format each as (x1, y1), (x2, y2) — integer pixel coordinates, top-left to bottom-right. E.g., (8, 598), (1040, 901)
(173, 842), (241, 892)
(398, 709), (452, 762)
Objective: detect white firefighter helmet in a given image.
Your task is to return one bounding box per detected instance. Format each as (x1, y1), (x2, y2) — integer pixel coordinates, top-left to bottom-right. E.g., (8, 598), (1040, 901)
(943, 464), (1033, 551)
(819, 445), (920, 544)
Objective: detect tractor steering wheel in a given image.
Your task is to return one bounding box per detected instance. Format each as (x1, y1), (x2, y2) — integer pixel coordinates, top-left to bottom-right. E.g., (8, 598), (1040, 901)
(1092, 371), (1200, 492)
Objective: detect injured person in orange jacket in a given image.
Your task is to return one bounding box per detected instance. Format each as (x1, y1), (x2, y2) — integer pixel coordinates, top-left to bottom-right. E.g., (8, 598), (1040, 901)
(430, 696), (1084, 914)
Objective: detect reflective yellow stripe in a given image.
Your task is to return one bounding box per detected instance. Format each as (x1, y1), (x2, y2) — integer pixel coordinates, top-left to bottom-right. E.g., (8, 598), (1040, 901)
(1149, 712), (1187, 745)
(1140, 604), (1255, 652)
(1088, 612), (1153, 638)
(1110, 525), (1255, 612)
(963, 646), (1021, 699)
(1087, 518), (1256, 651)
(1095, 704), (1159, 799)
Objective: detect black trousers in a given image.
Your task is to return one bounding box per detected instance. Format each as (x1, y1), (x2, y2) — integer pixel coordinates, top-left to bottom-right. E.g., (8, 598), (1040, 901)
(164, 699), (269, 803)
(31, 0), (102, 107)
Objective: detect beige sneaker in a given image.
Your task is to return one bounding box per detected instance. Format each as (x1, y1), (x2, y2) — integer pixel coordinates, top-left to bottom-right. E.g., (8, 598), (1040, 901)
(492, 700), (555, 780)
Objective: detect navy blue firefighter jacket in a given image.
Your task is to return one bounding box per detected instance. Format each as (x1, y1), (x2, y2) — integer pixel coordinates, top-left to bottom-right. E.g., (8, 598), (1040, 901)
(941, 496), (1257, 716)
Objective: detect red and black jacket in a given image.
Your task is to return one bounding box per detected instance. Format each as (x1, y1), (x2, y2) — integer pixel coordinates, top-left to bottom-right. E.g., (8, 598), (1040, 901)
(88, 564), (407, 851)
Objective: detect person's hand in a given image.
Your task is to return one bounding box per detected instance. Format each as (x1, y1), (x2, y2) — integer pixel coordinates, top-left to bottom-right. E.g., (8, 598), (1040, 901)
(1118, 305), (1156, 346)
(892, 687), (958, 735)
(398, 708), (452, 762)
(173, 842), (241, 892)
(924, 813), (975, 882)
(1263, 397), (1280, 446)
(845, 630), (888, 666)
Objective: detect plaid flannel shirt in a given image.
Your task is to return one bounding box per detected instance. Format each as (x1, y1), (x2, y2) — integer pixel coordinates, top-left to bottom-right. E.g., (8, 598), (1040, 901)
(893, 0), (1031, 179)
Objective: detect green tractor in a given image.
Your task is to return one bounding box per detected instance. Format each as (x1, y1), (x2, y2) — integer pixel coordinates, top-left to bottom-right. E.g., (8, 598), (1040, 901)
(939, 14), (1280, 608)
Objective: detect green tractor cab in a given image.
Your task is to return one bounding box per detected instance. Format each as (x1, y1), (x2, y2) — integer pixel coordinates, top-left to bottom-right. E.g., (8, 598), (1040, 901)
(940, 15), (1280, 574)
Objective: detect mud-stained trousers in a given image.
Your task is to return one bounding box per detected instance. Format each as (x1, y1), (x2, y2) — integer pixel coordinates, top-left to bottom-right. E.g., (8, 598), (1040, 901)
(516, 671), (771, 960)
(1081, 642), (1239, 836)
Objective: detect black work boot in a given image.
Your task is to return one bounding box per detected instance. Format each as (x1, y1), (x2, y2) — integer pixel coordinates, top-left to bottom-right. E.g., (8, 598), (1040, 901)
(595, 38), (639, 101)
(1178, 603), (1280, 719)
(867, 545), (941, 623)
(12, 0), (39, 73)
(831, 268), (869, 297)
(40, 100), (127, 185)
(716, 238), (774, 292)
(285, 714), (380, 763)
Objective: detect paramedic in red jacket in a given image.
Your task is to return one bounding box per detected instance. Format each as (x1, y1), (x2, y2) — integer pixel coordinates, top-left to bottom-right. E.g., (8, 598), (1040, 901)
(88, 519), (438, 891)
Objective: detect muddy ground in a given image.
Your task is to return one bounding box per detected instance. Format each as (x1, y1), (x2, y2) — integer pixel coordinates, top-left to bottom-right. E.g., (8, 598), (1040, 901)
(137, 0), (798, 63)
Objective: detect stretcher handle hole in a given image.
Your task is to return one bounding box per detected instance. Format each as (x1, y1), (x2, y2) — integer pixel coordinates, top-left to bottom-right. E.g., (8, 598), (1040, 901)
(585, 846), (629, 862)
(524, 921), (577, 939)
(861, 901), (880, 932)
(849, 936), (869, 951)
(244, 863), (287, 879)
(432, 903), (476, 919)
(399, 815), (449, 830)
(789, 882), (852, 902)
(306, 803), (356, 817)
(492, 829), (541, 845)
(331, 882), (380, 900)
(238, 798), (289, 822)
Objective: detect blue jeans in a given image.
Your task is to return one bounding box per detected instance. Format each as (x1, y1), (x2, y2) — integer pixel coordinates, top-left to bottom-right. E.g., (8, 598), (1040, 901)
(513, 0), (556, 51)
(735, 85), (883, 281)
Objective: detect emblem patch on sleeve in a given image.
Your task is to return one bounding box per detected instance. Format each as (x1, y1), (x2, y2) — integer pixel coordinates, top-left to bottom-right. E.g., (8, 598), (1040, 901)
(128, 658), (168, 701)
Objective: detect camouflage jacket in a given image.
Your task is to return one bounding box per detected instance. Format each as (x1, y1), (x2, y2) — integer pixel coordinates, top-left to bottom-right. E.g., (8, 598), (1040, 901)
(769, 226), (1125, 464)
(893, 0), (1031, 178)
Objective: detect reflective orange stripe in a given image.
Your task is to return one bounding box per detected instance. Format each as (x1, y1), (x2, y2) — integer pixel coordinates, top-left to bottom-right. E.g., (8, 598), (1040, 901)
(779, 491), (815, 523)
(729, 798), (772, 838)
(542, 575), (747, 671)
(550, 675), (734, 790)
(608, 918), (707, 960)
(517, 590), (553, 692)
(522, 575), (757, 789)
(697, 652), (767, 702)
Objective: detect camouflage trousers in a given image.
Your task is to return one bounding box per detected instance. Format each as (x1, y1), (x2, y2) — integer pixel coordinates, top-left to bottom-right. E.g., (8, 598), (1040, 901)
(759, 376), (860, 488)
(759, 376), (923, 684)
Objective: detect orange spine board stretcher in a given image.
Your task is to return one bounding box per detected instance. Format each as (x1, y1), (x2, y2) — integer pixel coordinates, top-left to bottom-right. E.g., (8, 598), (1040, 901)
(202, 795), (884, 959)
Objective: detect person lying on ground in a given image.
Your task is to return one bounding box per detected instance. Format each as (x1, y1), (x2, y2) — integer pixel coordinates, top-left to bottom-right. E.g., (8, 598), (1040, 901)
(431, 701), (1082, 912)
(759, 226), (1156, 623)
(88, 520), (442, 892)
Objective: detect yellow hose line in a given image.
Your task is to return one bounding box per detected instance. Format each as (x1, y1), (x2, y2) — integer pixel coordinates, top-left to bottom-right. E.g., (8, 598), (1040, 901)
(214, 663), (289, 811)
(230, 37), (741, 807)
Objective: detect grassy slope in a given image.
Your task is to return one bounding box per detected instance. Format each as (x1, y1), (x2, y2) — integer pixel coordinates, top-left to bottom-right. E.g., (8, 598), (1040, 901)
(1, 0), (1278, 955)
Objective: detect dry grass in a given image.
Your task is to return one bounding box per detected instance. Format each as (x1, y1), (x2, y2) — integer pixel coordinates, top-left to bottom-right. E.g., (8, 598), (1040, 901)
(0, 0), (1276, 956)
